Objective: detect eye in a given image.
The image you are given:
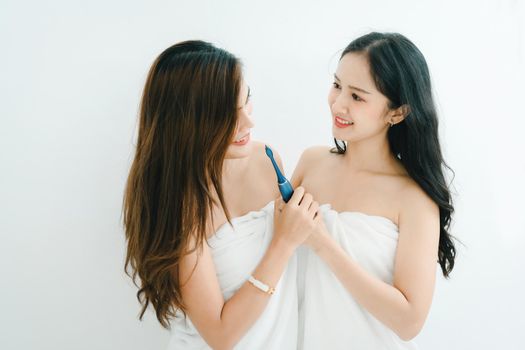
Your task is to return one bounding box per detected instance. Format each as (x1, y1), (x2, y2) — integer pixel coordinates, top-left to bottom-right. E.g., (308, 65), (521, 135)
(352, 93), (363, 102)
(245, 87), (252, 105)
(332, 82), (341, 89)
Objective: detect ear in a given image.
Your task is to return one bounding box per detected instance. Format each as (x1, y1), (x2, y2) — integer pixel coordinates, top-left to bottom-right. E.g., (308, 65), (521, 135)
(389, 104), (411, 126)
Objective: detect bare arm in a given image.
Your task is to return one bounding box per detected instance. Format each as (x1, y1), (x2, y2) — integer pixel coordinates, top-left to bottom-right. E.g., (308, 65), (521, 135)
(179, 186), (318, 350)
(179, 233), (294, 350)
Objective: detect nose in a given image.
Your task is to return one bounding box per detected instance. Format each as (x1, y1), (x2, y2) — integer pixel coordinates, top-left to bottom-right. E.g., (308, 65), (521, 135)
(237, 102), (255, 129)
(331, 93), (349, 116)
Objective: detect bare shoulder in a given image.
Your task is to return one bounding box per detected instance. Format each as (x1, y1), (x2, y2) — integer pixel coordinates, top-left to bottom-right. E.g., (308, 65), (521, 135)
(248, 141), (285, 194)
(298, 145), (333, 164)
(398, 178), (439, 224)
(295, 145), (334, 174)
(401, 179), (437, 209)
(250, 140), (283, 168)
(291, 145), (333, 187)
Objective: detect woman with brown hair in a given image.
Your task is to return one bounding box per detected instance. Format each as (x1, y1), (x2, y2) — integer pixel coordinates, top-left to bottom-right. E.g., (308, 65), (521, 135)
(122, 40), (319, 349)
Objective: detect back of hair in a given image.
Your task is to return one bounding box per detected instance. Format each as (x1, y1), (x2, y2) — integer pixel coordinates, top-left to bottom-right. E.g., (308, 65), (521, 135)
(122, 40), (242, 328)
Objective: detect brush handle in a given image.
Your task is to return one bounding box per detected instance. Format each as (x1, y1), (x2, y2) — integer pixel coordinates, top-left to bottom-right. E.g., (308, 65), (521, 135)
(278, 179), (294, 203)
(265, 145), (294, 202)
(268, 155), (286, 183)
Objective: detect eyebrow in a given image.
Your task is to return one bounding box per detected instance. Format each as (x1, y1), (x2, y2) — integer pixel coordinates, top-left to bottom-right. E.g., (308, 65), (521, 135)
(334, 74), (371, 94)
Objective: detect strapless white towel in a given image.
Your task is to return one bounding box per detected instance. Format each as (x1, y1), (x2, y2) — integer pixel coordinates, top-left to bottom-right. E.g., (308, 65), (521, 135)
(298, 203), (419, 350)
(167, 200), (298, 350)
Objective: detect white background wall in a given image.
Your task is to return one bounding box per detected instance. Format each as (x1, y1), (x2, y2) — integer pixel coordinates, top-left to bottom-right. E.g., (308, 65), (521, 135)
(1, 0), (524, 349)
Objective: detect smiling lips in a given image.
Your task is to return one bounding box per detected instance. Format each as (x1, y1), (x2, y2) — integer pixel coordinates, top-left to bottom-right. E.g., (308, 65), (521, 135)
(334, 116), (354, 128)
(233, 132), (250, 146)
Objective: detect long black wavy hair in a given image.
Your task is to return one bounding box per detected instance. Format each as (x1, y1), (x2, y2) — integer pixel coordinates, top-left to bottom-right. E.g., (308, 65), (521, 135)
(332, 32), (456, 277)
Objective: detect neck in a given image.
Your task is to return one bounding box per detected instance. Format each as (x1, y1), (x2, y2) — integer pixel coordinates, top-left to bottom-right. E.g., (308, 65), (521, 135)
(342, 131), (398, 174)
(222, 155), (250, 180)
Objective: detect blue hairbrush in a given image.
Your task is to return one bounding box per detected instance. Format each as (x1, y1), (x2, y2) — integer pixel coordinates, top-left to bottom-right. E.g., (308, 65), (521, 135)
(265, 145), (294, 202)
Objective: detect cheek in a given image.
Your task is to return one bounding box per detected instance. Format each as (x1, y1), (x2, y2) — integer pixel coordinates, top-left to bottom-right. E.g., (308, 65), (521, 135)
(224, 145), (237, 159)
(235, 112), (253, 133)
(370, 105), (389, 123)
(327, 90), (337, 106)
(246, 101), (253, 115)
(356, 102), (380, 118)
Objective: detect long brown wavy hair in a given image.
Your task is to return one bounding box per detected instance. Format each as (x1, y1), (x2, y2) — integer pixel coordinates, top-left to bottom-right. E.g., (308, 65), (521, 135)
(122, 40), (241, 328)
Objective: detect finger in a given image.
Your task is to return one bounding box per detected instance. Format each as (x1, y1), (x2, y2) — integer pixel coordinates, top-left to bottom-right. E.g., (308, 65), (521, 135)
(308, 199), (318, 211)
(309, 201), (319, 219)
(288, 186), (305, 207)
(312, 206), (323, 219)
(299, 193), (313, 210)
(274, 198), (282, 215)
(277, 197), (286, 210)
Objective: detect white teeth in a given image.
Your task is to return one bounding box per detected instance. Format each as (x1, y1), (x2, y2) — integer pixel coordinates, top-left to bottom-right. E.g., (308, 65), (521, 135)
(336, 117), (353, 125)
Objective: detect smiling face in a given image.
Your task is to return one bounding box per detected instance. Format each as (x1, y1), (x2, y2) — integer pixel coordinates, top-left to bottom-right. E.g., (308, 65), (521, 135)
(328, 52), (397, 143)
(224, 80), (254, 159)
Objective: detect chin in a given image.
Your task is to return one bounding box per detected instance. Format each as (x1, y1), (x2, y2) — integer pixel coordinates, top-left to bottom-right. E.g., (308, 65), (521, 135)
(224, 142), (253, 159)
(332, 127), (349, 140)
(333, 130), (359, 145)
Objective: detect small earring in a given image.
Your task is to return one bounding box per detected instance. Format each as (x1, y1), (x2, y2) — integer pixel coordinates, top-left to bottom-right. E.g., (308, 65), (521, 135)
(389, 121), (394, 128)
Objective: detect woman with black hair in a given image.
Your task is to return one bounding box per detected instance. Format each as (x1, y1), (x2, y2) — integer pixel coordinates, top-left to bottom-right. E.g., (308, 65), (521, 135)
(292, 32), (457, 349)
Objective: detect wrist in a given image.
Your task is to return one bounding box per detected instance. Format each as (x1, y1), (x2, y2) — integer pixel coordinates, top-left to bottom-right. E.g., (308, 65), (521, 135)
(309, 233), (333, 255)
(269, 234), (296, 257)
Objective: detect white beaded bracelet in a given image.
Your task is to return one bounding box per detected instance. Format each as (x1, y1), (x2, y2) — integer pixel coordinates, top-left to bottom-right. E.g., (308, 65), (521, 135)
(248, 275), (275, 295)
